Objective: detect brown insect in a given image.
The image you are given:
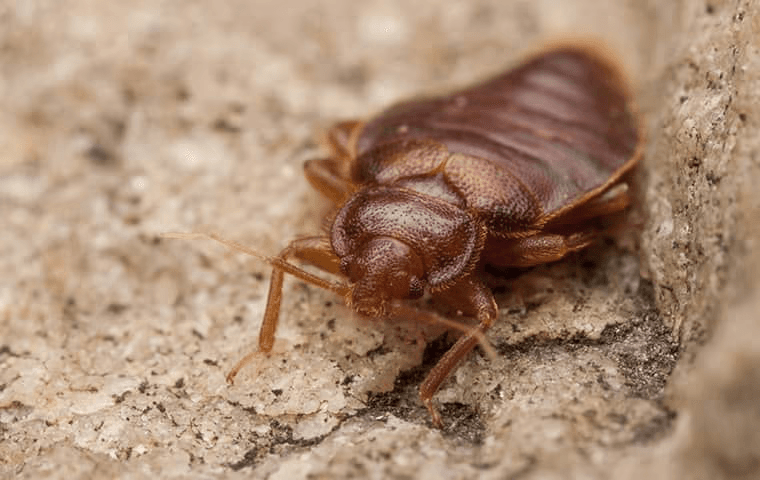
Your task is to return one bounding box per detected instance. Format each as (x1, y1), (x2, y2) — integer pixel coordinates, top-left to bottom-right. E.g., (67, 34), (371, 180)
(165, 41), (642, 428)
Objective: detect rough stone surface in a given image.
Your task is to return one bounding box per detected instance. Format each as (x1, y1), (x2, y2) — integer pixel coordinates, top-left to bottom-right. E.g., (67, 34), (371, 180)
(1, 1), (758, 479)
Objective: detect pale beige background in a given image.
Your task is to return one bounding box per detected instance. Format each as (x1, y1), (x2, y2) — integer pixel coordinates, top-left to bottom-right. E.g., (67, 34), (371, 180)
(1, 1), (759, 479)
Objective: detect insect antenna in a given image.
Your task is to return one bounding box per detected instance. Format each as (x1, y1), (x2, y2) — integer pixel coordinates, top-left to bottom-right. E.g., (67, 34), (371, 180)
(160, 231), (350, 297)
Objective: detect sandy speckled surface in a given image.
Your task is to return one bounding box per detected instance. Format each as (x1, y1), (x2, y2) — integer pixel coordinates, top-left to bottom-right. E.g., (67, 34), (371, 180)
(2, 1), (759, 479)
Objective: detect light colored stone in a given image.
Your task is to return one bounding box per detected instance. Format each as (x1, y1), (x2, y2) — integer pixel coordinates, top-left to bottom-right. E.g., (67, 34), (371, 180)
(1, 0), (759, 479)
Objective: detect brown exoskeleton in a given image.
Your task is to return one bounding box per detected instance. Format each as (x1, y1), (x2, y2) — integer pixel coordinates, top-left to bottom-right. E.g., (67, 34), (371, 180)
(165, 41), (642, 427)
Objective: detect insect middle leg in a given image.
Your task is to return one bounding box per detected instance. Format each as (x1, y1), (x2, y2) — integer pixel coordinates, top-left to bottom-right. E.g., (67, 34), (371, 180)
(482, 231), (599, 268)
(304, 121), (364, 203)
(226, 235), (345, 382)
(485, 183), (633, 268)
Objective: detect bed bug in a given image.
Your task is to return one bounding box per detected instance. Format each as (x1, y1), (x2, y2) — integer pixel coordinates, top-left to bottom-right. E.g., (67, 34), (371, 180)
(164, 41), (642, 428)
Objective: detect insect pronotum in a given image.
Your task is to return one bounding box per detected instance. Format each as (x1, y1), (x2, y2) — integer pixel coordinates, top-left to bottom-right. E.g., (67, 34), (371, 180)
(164, 40), (642, 428)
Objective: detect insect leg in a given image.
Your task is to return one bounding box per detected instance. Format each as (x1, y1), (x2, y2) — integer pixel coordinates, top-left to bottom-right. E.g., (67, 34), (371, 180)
(324, 120), (363, 158)
(305, 120), (365, 203)
(545, 182), (631, 228)
(420, 277), (498, 428)
(255, 235), (343, 352)
(483, 231), (598, 268)
(304, 158), (355, 203)
(388, 302), (499, 362)
(159, 232), (347, 382)
(226, 235), (347, 383)
(487, 184), (631, 268)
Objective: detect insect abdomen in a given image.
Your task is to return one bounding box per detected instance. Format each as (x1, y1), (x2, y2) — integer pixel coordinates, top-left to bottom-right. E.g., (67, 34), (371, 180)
(356, 47), (640, 227)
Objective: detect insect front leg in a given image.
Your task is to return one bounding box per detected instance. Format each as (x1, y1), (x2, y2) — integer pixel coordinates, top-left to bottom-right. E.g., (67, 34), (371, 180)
(421, 277), (498, 428)
(226, 235), (344, 383)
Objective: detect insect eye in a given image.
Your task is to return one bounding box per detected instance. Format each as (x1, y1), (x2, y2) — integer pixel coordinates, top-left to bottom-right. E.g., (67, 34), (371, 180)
(408, 276), (424, 299)
(339, 256), (353, 277)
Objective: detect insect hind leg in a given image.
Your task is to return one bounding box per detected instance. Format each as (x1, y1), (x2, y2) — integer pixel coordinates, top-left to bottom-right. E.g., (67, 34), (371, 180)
(545, 182), (632, 228)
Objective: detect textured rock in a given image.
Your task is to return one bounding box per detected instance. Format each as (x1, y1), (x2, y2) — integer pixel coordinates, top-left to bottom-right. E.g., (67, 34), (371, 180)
(1, 0), (759, 479)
